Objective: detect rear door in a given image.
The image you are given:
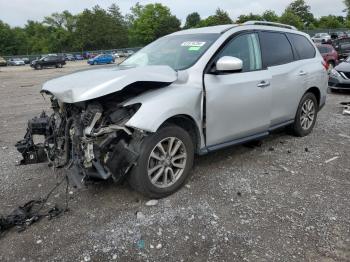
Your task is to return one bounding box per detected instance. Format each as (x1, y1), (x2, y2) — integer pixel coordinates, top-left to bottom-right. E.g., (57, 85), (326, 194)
(259, 31), (304, 126)
(204, 32), (272, 147)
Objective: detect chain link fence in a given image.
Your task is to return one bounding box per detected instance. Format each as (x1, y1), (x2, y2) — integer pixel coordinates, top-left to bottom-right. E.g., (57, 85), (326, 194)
(2, 47), (142, 62)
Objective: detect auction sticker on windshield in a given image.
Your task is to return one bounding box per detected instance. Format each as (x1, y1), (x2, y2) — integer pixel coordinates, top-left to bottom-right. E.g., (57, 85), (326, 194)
(181, 41), (206, 47)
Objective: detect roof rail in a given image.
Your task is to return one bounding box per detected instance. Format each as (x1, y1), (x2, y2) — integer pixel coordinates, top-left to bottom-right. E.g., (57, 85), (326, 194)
(243, 21), (297, 30)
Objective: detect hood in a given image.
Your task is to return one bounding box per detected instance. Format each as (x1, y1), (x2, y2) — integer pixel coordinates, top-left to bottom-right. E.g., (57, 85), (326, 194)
(335, 62), (350, 72)
(41, 65), (178, 103)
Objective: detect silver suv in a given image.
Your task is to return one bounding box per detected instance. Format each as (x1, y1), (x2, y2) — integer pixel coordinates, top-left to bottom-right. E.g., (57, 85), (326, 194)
(16, 21), (328, 198)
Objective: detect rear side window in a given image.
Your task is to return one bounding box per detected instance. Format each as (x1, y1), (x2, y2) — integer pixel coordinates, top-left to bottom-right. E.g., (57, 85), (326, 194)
(259, 31), (294, 67)
(287, 33), (316, 60)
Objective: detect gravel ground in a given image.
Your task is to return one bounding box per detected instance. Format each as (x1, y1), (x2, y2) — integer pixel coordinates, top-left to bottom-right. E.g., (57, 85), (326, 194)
(0, 62), (349, 262)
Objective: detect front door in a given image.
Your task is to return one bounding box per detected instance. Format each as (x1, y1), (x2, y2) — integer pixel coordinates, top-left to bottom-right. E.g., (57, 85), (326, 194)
(204, 32), (271, 147)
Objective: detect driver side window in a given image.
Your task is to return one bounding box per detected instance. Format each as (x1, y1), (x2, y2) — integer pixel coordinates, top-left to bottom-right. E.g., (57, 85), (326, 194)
(216, 33), (262, 72)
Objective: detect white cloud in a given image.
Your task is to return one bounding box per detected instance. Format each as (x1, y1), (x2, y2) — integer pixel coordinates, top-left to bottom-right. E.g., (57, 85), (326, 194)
(0, 0), (346, 27)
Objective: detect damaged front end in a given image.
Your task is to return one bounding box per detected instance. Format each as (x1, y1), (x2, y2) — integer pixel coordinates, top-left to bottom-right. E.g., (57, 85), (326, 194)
(16, 94), (144, 188)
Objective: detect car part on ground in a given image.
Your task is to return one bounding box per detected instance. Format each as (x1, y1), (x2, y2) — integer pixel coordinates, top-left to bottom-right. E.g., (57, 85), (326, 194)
(16, 22), (328, 198)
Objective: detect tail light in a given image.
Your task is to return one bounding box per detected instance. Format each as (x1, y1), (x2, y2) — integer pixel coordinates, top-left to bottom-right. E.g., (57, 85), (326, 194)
(322, 60), (329, 71)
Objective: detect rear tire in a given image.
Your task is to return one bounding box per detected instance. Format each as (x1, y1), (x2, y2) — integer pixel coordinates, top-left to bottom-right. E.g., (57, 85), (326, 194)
(128, 125), (194, 198)
(290, 92), (318, 137)
(35, 64), (42, 70)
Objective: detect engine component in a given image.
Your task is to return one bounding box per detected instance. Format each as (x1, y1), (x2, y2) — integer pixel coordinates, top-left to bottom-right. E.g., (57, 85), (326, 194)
(16, 97), (143, 189)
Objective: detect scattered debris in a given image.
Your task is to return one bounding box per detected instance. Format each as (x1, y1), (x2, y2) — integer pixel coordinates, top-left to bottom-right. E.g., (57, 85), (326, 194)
(1, 146), (8, 150)
(36, 239), (42, 244)
(305, 147), (309, 152)
(185, 184), (191, 189)
(112, 254), (117, 260)
(237, 192), (242, 197)
(343, 108), (350, 115)
(137, 240), (145, 249)
(150, 244), (154, 249)
(341, 102), (350, 115)
(136, 212), (145, 221)
(145, 200), (158, 206)
(0, 176), (69, 236)
(83, 255), (91, 262)
(325, 156), (339, 164)
(268, 147), (275, 151)
(338, 134), (350, 139)
(156, 243), (162, 249)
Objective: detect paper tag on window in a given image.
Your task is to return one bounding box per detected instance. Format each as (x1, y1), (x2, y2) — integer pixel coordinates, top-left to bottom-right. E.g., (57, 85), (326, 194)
(181, 41), (206, 47)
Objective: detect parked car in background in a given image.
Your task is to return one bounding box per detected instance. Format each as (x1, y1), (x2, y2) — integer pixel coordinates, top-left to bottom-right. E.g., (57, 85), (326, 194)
(317, 44), (338, 69)
(312, 33), (331, 43)
(87, 54), (114, 65)
(332, 37), (350, 59)
(7, 58), (25, 66)
(30, 55), (66, 70)
(331, 31), (347, 40)
(0, 56), (7, 66)
(21, 57), (30, 64)
(64, 54), (76, 61)
(126, 50), (135, 57)
(17, 21), (328, 198)
(329, 57), (350, 91)
(74, 54), (84, 60)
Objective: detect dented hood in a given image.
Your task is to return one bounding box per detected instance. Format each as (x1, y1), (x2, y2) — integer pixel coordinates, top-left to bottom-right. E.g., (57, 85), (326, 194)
(41, 65), (177, 103)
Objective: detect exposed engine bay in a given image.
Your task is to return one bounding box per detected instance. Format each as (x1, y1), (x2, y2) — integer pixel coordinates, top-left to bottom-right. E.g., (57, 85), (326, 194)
(15, 90), (146, 188)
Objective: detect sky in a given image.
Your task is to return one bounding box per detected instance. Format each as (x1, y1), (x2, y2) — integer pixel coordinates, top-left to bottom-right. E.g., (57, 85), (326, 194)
(0, 0), (347, 27)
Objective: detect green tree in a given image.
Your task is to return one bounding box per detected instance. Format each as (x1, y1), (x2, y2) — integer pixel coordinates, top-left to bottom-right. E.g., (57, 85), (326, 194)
(318, 15), (343, 28)
(236, 13), (263, 23)
(262, 10), (279, 22)
(286, 0), (314, 26)
(279, 10), (304, 29)
(184, 12), (201, 29)
(199, 8), (232, 27)
(128, 3), (181, 46)
(75, 4), (128, 51)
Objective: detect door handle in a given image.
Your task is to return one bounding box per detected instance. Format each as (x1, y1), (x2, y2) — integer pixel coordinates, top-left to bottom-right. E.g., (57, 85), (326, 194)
(299, 71), (307, 76)
(257, 81), (270, 88)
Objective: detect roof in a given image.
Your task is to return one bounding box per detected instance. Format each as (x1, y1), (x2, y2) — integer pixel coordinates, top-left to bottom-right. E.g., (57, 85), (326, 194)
(170, 24), (238, 35)
(170, 21), (299, 37)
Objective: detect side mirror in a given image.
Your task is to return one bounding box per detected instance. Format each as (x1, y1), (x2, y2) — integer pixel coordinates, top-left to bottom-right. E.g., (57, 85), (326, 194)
(216, 56), (243, 72)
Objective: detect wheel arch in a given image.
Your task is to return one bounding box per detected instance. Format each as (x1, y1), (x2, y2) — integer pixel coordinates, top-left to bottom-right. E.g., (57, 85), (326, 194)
(305, 86), (321, 107)
(159, 114), (202, 154)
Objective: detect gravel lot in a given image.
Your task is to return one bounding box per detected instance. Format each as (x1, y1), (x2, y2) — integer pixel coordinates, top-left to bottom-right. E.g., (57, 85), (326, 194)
(0, 62), (349, 262)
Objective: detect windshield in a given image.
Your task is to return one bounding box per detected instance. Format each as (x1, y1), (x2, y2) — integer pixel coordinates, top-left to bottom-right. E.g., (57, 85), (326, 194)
(120, 33), (220, 70)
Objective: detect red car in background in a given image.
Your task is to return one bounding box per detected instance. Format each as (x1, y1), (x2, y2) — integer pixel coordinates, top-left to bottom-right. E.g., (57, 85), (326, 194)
(317, 44), (338, 70)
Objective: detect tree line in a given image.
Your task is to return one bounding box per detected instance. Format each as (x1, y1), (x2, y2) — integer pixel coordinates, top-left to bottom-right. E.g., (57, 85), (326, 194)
(1, 0), (350, 56)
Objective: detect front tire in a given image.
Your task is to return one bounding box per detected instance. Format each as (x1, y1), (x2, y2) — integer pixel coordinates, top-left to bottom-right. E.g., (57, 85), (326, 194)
(128, 125), (194, 198)
(290, 92), (318, 137)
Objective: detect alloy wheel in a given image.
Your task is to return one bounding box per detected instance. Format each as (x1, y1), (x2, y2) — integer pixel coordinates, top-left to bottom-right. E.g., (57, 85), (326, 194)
(147, 137), (187, 189)
(300, 99), (315, 130)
